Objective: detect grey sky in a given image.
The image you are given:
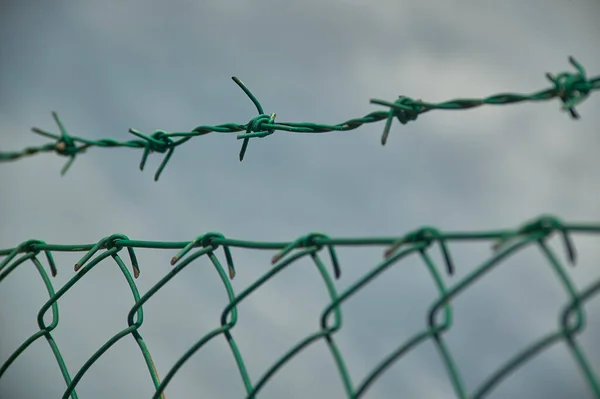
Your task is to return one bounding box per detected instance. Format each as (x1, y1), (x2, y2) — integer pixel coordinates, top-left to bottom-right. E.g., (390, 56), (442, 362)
(1, 0), (599, 398)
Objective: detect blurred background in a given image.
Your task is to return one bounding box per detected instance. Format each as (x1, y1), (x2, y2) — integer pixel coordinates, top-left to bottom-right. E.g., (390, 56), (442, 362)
(1, 0), (599, 398)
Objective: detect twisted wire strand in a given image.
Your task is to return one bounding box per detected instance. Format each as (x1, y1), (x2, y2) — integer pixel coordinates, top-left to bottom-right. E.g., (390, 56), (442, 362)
(1, 57), (597, 181)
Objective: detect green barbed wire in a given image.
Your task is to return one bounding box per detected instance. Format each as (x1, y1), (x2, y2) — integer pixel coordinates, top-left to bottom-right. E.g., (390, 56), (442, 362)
(1, 214), (599, 399)
(1, 56), (597, 181)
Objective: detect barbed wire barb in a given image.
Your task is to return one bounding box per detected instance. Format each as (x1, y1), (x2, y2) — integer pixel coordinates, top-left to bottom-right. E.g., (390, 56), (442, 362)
(31, 112), (81, 175)
(231, 76), (277, 161)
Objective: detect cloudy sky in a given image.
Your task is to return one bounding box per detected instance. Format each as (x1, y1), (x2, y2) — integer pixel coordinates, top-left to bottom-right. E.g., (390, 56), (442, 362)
(1, 0), (599, 398)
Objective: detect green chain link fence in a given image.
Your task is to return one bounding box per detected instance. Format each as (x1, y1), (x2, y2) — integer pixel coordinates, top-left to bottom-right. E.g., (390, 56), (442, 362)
(1, 57), (599, 398)
(1, 216), (600, 398)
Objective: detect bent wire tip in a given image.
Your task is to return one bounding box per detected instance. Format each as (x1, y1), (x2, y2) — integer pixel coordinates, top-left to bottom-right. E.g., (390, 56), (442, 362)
(31, 126), (58, 140)
(384, 238), (404, 258)
(170, 232), (235, 280)
(384, 228), (454, 276)
(560, 229), (577, 266)
(383, 244), (399, 259)
(270, 233), (340, 279)
(270, 253), (282, 265)
(239, 142), (248, 161)
(0, 240), (58, 279)
(380, 109), (395, 146)
(129, 128), (175, 180)
(60, 156), (76, 176)
(231, 76), (242, 85)
(232, 76), (261, 111)
(491, 235), (513, 255)
(546, 72), (580, 119)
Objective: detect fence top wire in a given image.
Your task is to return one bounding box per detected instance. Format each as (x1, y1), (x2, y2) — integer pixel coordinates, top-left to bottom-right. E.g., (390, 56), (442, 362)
(1, 214), (597, 276)
(2, 215), (600, 399)
(0, 56), (598, 181)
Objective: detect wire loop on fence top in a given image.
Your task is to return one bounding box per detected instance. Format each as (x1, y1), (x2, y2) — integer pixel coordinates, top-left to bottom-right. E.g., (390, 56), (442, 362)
(384, 227), (455, 276)
(2, 57), (597, 180)
(74, 234), (141, 278)
(0, 239), (57, 277)
(492, 215), (577, 265)
(170, 232), (236, 279)
(369, 96), (421, 145)
(271, 232), (341, 279)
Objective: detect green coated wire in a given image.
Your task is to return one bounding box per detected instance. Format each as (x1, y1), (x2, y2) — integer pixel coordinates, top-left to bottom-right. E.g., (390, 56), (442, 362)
(0, 57), (597, 180)
(2, 55), (598, 399)
(1, 215), (600, 398)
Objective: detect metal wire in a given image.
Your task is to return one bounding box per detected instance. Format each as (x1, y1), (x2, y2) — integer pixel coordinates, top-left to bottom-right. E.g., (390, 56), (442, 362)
(1, 215), (599, 398)
(0, 57), (597, 181)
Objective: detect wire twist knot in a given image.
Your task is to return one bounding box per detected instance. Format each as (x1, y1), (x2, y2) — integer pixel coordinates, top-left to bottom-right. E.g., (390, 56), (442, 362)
(55, 137), (78, 157)
(74, 234), (140, 278)
(371, 96), (422, 145)
(196, 232), (226, 251)
(245, 114), (276, 137)
(145, 130), (175, 153)
(103, 234), (127, 250)
(128, 129), (177, 181)
(271, 233), (341, 279)
(385, 227), (455, 276)
(170, 232), (236, 279)
(493, 214), (577, 265)
(390, 96), (422, 124)
(0, 239), (58, 277)
(546, 56), (592, 119)
(20, 239), (44, 255)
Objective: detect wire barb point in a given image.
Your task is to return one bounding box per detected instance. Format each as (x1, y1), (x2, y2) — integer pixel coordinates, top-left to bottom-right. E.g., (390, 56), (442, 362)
(371, 96), (421, 145)
(231, 76), (276, 161)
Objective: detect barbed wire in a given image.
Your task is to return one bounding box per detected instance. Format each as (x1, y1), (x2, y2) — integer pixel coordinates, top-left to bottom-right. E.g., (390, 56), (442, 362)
(1, 214), (600, 399)
(1, 57), (597, 181)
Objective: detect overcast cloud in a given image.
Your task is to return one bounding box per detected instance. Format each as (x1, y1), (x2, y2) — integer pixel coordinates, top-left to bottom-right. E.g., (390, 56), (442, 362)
(1, 0), (599, 398)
